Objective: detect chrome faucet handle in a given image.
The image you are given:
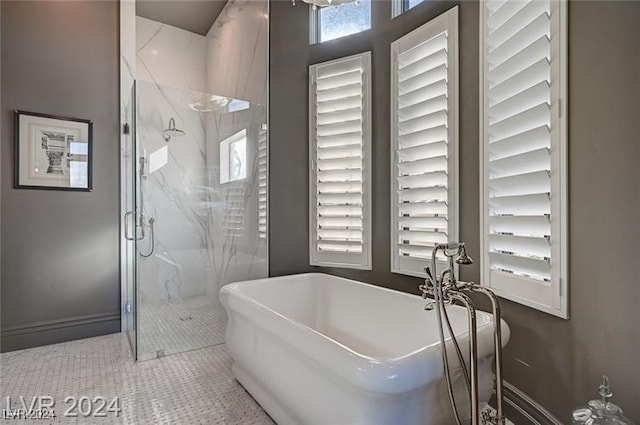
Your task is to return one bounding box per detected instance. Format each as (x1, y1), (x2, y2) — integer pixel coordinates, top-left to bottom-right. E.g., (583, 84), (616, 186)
(425, 266), (434, 280)
(419, 284), (429, 298)
(419, 282), (434, 299)
(420, 267), (435, 299)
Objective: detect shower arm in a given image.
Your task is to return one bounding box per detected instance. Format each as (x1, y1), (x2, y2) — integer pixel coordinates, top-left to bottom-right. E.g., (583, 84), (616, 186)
(422, 242), (506, 425)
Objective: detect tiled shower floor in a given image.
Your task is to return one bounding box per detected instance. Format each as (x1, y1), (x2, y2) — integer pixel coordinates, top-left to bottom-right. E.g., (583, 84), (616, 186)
(0, 333), (275, 424)
(138, 296), (227, 361)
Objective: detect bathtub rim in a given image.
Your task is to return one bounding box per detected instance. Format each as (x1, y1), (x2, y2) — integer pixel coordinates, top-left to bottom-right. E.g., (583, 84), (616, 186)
(221, 272), (507, 364)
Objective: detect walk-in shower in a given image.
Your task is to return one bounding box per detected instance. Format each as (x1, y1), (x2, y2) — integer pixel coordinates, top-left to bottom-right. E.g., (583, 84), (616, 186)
(122, 81), (268, 361)
(119, 0), (269, 362)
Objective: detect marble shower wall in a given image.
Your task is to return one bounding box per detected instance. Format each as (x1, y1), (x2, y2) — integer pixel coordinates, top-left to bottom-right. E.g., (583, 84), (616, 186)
(205, 0), (269, 105)
(135, 81), (268, 317)
(134, 7), (269, 305)
(135, 18), (209, 304)
(136, 81), (209, 304)
(203, 103), (268, 299)
(136, 16), (207, 93)
(203, 0), (269, 297)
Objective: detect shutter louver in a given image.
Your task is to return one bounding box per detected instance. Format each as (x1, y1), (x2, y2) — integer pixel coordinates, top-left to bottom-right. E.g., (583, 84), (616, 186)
(391, 7), (459, 277)
(481, 0), (568, 318)
(309, 53), (372, 269)
(223, 186), (245, 237)
(258, 126), (267, 239)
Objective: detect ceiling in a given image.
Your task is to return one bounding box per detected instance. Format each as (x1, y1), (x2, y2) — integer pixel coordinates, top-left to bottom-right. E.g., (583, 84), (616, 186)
(136, 0), (229, 36)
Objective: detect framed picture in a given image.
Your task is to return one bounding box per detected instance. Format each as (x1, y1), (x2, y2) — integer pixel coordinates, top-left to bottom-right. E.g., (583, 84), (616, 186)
(15, 110), (93, 191)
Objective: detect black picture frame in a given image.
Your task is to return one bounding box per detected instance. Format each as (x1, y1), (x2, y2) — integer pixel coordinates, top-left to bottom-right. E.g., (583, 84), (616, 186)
(14, 110), (93, 191)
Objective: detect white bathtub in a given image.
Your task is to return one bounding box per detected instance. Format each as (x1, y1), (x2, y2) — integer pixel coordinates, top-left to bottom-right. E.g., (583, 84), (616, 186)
(220, 273), (510, 425)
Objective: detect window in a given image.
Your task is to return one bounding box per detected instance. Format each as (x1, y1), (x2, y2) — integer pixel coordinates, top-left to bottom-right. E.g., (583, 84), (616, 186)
(390, 7), (459, 278)
(480, 0), (568, 318)
(220, 130), (248, 237)
(406, 0), (424, 9)
(220, 129), (247, 184)
(311, 0), (372, 44)
(392, 0), (425, 18)
(309, 52), (372, 270)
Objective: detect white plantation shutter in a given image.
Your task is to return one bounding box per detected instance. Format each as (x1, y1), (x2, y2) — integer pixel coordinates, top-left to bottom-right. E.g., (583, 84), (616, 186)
(309, 52), (372, 270)
(223, 185), (245, 237)
(258, 124), (268, 239)
(391, 7), (459, 277)
(481, 0), (567, 318)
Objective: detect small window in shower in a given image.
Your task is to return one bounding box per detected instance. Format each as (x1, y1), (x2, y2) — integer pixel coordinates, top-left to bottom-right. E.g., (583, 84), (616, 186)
(220, 129), (247, 184)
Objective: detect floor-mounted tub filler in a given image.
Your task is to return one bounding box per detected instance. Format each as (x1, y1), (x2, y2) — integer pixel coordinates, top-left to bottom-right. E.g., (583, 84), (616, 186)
(420, 242), (509, 425)
(220, 271), (510, 425)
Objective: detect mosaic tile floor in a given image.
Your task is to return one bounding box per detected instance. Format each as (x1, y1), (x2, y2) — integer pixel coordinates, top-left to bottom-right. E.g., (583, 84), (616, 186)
(0, 333), (275, 425)
(138, 296), (227, 361)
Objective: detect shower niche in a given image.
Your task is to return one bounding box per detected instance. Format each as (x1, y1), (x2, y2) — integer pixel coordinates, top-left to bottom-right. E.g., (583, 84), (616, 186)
(120, 0), (269, 361)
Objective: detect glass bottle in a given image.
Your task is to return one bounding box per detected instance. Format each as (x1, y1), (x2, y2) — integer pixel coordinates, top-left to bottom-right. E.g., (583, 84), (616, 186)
(572, 375), (636, 425)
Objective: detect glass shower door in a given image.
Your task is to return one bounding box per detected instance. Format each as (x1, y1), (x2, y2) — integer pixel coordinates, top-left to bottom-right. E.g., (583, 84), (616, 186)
(121, 82), (138, 359)
(133, 80), (268, 361)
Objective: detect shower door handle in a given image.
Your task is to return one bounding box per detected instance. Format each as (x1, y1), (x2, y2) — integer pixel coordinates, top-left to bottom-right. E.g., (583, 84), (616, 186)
(124, 211), (145, 241)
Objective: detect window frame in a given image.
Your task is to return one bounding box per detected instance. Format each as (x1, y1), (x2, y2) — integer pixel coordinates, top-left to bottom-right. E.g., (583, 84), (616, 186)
(479, 0), (568, 318)
(392, 0), (425, 18)
(220, 129), (248, 184)
(390, 6), (459, 278)
(309, 52), (373, 270)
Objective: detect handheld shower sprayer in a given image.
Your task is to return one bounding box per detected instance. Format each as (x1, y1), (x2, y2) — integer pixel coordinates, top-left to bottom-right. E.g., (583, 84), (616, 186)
(137, 154), (155, 258)
(421, 242), (506, 425)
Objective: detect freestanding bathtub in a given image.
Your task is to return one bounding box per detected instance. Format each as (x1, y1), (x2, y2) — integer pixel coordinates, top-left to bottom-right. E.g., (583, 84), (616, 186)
(220, 273), (510, 425)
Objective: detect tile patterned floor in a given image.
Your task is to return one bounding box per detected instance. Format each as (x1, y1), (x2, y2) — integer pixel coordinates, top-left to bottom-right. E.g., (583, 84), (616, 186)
(0, 333), (275, 425)
(138, 296), (227, 361)
(0, 333), (514, 425)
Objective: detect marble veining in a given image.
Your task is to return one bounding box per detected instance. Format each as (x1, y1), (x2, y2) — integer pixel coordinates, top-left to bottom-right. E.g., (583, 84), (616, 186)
(206, 0), (269, 105)
(136, 16), (207, 93)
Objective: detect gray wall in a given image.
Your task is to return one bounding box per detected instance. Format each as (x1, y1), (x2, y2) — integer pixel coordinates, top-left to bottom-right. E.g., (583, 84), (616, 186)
(0, 0), (3, 354)
(1, 1), (121, 352)
(269, 0), (640, 422)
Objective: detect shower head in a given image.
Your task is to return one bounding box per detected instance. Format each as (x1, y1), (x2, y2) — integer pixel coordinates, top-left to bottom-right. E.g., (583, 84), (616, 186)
(455, 244), (474, 265)
(162, 118), (185, 142)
